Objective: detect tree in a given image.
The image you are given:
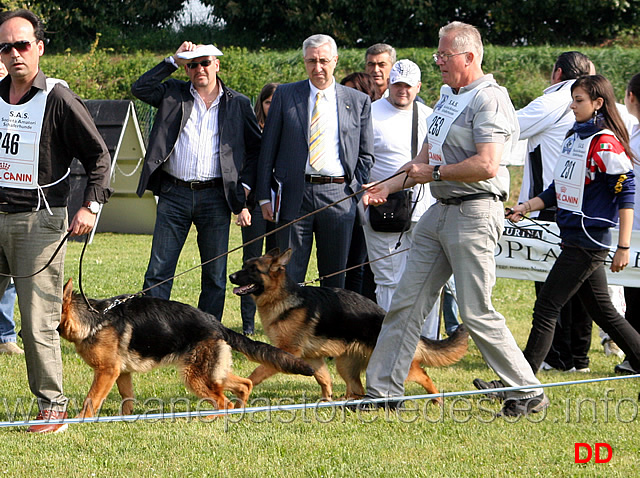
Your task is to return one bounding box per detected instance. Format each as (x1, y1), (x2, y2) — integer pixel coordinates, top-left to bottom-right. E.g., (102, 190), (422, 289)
(0, 1), (187, 51)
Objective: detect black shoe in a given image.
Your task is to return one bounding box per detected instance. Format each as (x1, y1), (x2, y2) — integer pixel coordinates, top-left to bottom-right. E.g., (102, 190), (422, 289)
(345, 398), (404, 412)
(243, 329), (254, 336)
(614, 360), (638, 375)
(473, 378), (507, 401)
(497, 393), (549, 417)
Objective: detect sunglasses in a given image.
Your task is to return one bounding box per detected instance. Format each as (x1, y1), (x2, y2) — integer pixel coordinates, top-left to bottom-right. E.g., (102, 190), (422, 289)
(186, 60), (212, 70)
(0, 40), (37, 55)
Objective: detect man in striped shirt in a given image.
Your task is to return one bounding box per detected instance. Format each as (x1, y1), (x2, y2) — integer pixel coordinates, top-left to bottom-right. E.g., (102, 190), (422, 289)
(133, 42), (261, 321)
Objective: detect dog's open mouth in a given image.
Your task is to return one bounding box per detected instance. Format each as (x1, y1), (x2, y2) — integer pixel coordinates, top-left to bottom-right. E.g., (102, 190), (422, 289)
(232, 284), (259, 296)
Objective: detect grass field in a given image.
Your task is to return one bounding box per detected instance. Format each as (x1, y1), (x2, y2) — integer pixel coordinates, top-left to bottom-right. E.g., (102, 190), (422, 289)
(1, 166), (638, 476)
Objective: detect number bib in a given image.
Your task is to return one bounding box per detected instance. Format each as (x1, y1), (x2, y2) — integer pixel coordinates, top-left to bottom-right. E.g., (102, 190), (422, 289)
(553, 130), (612, 212)
(0, 80), (59, 189)
(427, 83), (490, 166)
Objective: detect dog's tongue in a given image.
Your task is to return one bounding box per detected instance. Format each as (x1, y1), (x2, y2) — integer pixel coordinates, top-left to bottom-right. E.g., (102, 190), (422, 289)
(233, 285), (252, 295)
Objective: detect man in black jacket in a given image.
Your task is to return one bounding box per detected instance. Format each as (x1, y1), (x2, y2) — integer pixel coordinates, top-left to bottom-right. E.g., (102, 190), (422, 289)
(133, 42), (261, 320)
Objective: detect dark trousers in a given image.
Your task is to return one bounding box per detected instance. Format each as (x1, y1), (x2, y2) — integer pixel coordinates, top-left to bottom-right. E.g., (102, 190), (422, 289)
(537, 281), (592, 370)
(523, 246), (640, 373)
(624, 286), (640, 334)
(239, 206), (275, 334)
(345, 216), (377, 302)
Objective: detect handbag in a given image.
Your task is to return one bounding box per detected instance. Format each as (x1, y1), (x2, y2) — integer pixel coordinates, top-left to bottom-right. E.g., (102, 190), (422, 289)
(368, 102), (420, 233)
(369, 190), (412, 232)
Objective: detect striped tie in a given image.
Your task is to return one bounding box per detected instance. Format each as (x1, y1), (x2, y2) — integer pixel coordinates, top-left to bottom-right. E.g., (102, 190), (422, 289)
(309, 91), (327, 172)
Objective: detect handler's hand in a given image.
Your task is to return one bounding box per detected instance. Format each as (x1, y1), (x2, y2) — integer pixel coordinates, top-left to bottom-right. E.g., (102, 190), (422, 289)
(362, 182), (390, 208)
(406, 163), (434, 184)
(68, 208), (97, 237)
(611, 248), (629, 273)
(505, 203), (527, 222)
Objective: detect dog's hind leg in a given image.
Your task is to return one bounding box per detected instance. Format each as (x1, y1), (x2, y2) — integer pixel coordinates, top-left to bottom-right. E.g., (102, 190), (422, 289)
(405, 360), (442, 405)
(115, 372), (135, 415)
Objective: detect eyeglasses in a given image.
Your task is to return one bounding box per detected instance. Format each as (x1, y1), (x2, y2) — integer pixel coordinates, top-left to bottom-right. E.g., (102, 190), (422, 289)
(186, 59), (212, 69)
(432, 52), (468, 63)
(304, 58), (335, 66)
(0, 40), (37, 55)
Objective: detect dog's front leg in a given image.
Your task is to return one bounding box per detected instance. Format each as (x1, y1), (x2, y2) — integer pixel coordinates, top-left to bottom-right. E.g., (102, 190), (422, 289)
(116, 372), (135, 415)
(247, 364), (279, 386)
(79, 367), (120, 418)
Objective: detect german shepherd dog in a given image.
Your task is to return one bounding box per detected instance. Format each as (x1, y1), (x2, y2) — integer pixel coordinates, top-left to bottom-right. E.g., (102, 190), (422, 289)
(229, 249), (469, 403)
(59, 278), (314, 418)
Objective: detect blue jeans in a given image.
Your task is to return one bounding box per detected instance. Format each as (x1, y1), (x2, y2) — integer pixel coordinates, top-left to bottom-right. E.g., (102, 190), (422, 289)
(0, 281), (17, 343)
(143, 179), (231, 320)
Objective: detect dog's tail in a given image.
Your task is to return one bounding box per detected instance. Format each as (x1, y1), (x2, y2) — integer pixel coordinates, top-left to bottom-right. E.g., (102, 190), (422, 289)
(414, 324), (469, 367)
(223, 329), (314, 376)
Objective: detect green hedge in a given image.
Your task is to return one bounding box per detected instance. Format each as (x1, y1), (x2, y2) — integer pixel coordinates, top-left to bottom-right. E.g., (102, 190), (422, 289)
(39, 45), (640, 110)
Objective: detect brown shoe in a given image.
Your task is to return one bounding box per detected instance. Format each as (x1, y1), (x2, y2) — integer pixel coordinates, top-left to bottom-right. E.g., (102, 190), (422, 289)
(27, 410), (68, 434)
(0, 342), (23, 354)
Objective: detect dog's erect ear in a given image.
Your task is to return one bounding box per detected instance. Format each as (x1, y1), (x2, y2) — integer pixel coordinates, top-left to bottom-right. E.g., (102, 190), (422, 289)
(62, 278), (73, 307)
(266, 248), (281, 258)
(274, 248), (292, 268)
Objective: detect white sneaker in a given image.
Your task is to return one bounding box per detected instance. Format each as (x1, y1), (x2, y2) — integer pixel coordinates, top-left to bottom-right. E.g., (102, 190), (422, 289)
(603, 339), (625, 359)
(0, 342), (24, 355)
(539, 361), (556, 371)
(566, 367), (591, 373)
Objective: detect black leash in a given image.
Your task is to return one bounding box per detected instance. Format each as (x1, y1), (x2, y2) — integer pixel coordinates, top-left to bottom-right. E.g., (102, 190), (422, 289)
(0, 231), (72, 279)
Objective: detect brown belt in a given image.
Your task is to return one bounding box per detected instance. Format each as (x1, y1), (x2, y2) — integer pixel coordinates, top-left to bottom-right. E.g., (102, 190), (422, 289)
(305, 175), (346, 184)
(165, 174), (223, 190)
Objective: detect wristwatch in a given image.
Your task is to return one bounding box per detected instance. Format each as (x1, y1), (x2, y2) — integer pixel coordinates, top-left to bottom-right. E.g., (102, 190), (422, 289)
(432, 165), (442, 181)
(83, 201), (100, 214)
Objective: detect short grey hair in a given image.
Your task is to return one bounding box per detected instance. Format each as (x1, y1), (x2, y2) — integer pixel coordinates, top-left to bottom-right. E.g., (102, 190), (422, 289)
(439, 21), (483, 64)
(302, 34), (338, 57)
(365, 43), (396, 63)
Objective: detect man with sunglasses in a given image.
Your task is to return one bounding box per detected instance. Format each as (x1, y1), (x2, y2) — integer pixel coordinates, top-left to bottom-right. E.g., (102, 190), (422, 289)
(361, 22), (547, 418)
(0, 9), (112, 433)
(133, 42), (261, 322)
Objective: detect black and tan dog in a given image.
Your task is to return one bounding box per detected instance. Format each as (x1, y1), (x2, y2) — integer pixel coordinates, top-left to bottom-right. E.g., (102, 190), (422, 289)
(229, 248), (469, 402)
(59, 278), (314, 418)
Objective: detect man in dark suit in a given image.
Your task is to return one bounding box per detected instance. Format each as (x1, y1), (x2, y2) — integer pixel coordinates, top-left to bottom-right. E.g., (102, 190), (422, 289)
(257, 34), (374, 287)
(133, 42), (261, 320)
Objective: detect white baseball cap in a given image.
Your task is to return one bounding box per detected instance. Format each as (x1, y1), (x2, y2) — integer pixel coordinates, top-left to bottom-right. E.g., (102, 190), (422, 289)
(389, 59), (421, 87)
(176, 44), (223, 60)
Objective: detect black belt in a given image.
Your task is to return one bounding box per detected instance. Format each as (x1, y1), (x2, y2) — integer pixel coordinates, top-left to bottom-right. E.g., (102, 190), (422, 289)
(438, 193), (502, 205)
(305, 175), (346, 184)
(0, 205), (37, 214)
(165, 174), (223, 190)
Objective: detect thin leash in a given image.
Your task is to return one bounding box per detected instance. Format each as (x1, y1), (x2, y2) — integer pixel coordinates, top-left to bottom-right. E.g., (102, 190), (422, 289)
(0, 231), (72, 279)
(299, 248), (409, 286)
(504, 208), (613, 264)
(92, 170), (411, 313)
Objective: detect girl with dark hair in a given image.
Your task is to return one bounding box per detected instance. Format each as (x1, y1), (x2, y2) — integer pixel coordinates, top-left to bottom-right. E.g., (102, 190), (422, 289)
(340, 72), (376, 101)
(254, 82), (278, 130)
(508, 74), (640, 375)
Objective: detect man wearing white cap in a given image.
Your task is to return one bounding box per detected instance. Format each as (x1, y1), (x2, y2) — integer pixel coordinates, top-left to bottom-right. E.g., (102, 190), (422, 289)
(363, 59), (441, 335)
(133, 42), (261, 320)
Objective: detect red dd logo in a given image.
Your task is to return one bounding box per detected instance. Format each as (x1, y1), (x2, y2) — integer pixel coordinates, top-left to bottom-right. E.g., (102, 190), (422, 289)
(574, 443), (612, 463)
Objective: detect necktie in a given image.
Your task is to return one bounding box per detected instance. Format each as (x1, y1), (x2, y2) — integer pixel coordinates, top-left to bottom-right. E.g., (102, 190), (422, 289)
(309, 91), (327, 172)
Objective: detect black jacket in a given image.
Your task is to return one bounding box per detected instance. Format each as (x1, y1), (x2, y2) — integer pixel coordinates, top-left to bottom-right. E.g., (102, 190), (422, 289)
(132, 58), (261, 214)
